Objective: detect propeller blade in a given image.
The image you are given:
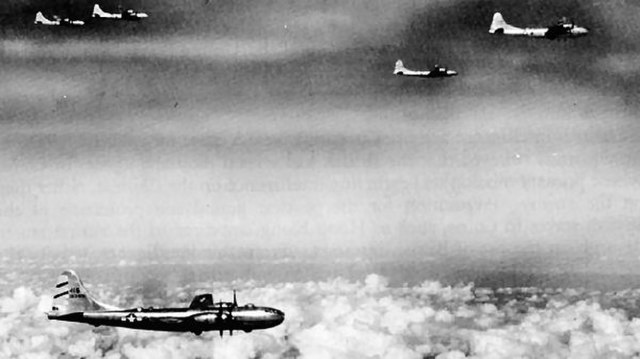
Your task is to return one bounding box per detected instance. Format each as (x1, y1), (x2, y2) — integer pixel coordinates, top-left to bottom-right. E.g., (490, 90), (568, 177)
(233, 290), (237, 307)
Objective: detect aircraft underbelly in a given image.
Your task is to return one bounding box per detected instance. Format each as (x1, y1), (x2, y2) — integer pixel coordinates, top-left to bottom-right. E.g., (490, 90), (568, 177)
(76, 311), (279, 332)
(503, 28), (526, 36)
(82, 312), (193, 331)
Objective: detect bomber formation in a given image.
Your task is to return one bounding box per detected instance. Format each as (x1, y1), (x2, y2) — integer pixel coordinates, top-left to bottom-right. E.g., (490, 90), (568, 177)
(34, 3), (148, 26)
(395, 12), (589, 79)
(31, 5), (589, 79)
(41, 8), (590, 338)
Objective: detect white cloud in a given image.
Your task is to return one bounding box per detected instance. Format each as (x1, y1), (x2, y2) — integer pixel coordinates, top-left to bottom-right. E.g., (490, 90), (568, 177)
(0, 71), (90, 102)
(0, 287), (38, 313)
(1, 37), (313, 62)
(3, 274), (640, 358)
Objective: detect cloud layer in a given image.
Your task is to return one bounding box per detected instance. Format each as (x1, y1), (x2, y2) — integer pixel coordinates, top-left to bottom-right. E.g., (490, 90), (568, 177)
(3, 274), (640, 358)
(2, 0), (640, 300)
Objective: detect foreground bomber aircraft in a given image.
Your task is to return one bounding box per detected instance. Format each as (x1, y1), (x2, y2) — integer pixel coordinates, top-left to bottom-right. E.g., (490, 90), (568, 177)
(92, 4), (148, 20)
(47, 270), (284, 336)
(393, 60), (457, 78)
(34, 12), (85, 26)
(489, 12), (588, 39)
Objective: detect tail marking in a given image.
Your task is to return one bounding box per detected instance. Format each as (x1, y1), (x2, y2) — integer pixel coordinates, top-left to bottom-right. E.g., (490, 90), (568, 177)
(49, 270), (120, 317)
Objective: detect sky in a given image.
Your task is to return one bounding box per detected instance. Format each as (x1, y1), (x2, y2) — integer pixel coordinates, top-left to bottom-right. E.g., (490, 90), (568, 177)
(1, 0), (640, 280)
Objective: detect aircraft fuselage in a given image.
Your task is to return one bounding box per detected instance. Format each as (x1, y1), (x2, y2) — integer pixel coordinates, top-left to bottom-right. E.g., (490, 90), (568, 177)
(495, 26), (589, 39)
(49, 305), (284, 335)
(393, 61), (458, 78)
(48, 270), (284, 337)
(396, 70), (458, 78)
(489, 13), (588, 40)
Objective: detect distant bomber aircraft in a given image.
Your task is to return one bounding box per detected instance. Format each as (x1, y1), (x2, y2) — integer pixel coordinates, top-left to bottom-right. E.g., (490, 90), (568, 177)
(92, 4), (149, 20)
(47, 270), (285, 336)
(34, 12), (85, 26)
(489, 12), (589, 39)
(393, 60), (458, 78)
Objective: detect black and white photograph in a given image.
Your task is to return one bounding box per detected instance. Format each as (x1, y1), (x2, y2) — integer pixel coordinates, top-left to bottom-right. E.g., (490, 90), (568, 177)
(2, 0), (640, 357)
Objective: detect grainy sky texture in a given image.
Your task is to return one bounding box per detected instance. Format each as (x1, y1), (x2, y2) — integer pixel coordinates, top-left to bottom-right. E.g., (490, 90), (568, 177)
(1, 0), (640, 266)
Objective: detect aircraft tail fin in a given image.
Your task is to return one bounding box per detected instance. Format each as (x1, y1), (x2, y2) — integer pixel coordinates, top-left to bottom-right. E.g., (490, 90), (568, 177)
(489, 12), (516, 34)
(48, 270), (120, 317)
(394, 59), (407, 75)
(92, 4), (108, 17)
(34, 12), (50, 24)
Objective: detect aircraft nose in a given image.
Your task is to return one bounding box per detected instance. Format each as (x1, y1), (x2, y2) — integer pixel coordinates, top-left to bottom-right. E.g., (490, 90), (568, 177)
(447, 70), (458, 76)
(271, 309), (285, 325)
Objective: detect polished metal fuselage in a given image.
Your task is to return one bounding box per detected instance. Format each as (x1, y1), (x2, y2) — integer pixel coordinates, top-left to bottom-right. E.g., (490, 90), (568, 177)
(49, 305), (284, 334)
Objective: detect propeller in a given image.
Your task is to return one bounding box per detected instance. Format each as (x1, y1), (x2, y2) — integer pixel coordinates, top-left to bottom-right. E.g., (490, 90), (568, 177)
(229, 290), (237, 336)
(216, 290), (237, 337)
(216, 302), (226, 337)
